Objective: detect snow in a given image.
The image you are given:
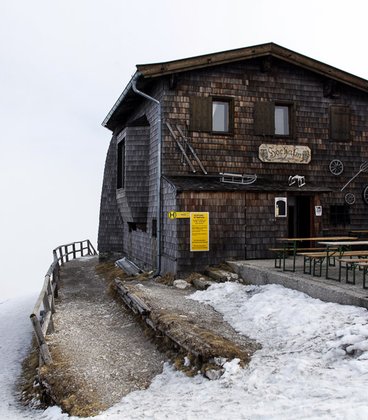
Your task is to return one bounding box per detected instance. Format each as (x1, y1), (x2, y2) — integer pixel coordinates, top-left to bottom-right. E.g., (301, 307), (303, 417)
(3, 283), (368, 419)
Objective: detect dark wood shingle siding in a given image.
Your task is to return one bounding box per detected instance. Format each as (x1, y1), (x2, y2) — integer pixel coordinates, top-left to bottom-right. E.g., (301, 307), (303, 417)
(116, 126), (150, 223)
(161, 59), (368, 228)
(99, 53), (368, 273)
(98, 134), (124, 254)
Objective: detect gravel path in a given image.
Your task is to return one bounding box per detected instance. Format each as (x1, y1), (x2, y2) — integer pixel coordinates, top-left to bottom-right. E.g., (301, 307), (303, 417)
(43, 256), (258, 416)
(44, 256), (165, 416)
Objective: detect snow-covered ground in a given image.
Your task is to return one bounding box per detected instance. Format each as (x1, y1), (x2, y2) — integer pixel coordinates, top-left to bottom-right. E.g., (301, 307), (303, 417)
(3, 282), (368, 419)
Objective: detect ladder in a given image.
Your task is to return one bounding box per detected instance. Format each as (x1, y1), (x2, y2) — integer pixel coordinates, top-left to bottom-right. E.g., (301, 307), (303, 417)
(166, 122), (207, 175)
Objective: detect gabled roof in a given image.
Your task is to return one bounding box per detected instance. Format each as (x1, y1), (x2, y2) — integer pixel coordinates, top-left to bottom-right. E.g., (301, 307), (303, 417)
(137, 43), (368, 92)
(103, 43), (368, 130)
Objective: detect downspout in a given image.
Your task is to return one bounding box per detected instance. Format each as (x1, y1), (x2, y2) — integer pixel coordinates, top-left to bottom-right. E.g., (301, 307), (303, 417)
(132, 73), (162, 276)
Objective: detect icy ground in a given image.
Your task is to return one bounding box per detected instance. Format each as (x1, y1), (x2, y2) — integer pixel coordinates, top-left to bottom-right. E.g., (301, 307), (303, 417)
(3, 282), (368, 419)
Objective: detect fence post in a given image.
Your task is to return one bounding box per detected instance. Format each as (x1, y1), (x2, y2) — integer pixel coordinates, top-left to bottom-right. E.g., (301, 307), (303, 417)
(30, 315), (52, 365)
(53, 264), (59, 298)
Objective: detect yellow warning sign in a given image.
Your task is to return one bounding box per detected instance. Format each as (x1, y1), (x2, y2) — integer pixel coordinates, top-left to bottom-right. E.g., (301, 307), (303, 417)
(190, 212), (209, 252)
(168, 211), (191, 219)
(176, 212), (190, 219)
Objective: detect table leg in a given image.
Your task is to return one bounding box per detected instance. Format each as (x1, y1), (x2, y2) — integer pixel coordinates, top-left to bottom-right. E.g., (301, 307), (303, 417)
(325, 247), (330, 279)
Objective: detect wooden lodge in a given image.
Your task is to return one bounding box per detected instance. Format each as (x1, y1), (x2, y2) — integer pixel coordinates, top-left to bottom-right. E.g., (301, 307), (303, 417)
(98, 43), (368, 274)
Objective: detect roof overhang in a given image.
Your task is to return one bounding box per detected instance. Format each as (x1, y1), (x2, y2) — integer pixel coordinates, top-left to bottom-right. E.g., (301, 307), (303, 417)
(103, 43), (368, 131)
(163, 175), (335, 193)
(137, 43), (368, 93)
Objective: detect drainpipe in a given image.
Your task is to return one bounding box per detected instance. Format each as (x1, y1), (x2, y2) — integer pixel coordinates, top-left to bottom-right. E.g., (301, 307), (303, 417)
(132, 74), (162, 276)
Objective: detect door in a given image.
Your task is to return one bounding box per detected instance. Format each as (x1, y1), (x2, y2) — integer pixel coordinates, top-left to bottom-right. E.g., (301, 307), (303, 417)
(288, 196), (311, 245)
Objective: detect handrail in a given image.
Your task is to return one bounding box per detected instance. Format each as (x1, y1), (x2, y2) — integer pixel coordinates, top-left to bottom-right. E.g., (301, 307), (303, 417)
(30, 239), (97, 365)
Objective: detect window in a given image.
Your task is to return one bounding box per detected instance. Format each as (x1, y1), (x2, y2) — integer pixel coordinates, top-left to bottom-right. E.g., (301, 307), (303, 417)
(212, 101), (229, 132)
(152, 219), (157, 238)
(117, 139), (125, 189)
(330, 205), (350, 226)
(254, 101), (293, 137)
(275, 105), (289, 136)
(128, 222), (137, 232)
(330, 105), (350, 141)
(190, 96), (233, 133)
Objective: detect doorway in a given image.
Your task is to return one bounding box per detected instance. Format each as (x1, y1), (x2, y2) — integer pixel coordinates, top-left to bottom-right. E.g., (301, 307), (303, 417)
(288, 196), (311, 244)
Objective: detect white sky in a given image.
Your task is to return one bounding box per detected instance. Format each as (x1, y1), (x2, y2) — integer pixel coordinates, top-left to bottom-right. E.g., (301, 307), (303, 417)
(1, 0), (368, 299)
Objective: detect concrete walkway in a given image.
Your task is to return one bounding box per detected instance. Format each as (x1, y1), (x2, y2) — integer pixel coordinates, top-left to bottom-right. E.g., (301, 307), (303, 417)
(229, 256), (368, 309)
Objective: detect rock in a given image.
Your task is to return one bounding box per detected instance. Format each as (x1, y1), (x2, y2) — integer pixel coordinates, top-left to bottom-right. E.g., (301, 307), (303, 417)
(173, 279), (191, 289)
(192, 277), (215, 290)
(204, 368), (225, 380)
(205, 268), (239, 282)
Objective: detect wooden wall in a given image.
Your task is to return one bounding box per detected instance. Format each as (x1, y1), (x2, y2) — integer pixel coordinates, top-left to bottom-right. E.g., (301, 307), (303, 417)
(98, 134), (124, 255)
(99, 56), (368, 273)
(161, 58), (368, 230)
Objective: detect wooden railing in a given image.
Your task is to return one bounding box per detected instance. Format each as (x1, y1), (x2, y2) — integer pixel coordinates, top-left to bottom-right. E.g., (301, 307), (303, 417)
(30, 239), (97, 365)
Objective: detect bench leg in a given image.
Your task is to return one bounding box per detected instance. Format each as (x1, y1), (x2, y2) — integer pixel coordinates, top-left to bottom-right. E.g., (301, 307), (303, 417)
(363, 267), (368, 289)
(345, 263), (356, 285)
(304, 257), (312, 274)
(313, 258), (324, 277)
(274, 253), (281, 269)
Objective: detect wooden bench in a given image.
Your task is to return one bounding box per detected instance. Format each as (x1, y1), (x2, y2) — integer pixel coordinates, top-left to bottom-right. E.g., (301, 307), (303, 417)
(269, 247), (330, 270)
(338, 258), (368, 286)
(299, 249), (368, 279)
(297, 251), (335, 277)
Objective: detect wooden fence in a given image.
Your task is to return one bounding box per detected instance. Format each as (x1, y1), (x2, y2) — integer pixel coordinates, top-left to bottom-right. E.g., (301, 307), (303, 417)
(30, 239), (97, 365)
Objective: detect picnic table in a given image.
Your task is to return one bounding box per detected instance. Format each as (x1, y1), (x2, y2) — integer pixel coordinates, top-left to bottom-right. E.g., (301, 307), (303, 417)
(337, 258), (368, 287)
(350, 230), (368, 237)
(274, 236), (357, 272)
(318, 240), (368, 280)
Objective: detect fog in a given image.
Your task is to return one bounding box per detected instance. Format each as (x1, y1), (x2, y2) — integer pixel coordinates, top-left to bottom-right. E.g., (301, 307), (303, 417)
(1, 0), (368, 298)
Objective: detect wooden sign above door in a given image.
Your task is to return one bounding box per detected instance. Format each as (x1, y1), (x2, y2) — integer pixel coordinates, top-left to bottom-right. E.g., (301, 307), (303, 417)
(259, 144), (311, 164)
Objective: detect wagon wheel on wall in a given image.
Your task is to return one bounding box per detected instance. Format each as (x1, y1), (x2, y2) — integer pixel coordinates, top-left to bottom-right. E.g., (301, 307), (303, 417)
(329, 159), (344, 176)
(363, 186), (368, 205)
(345, 193), (356, 205)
